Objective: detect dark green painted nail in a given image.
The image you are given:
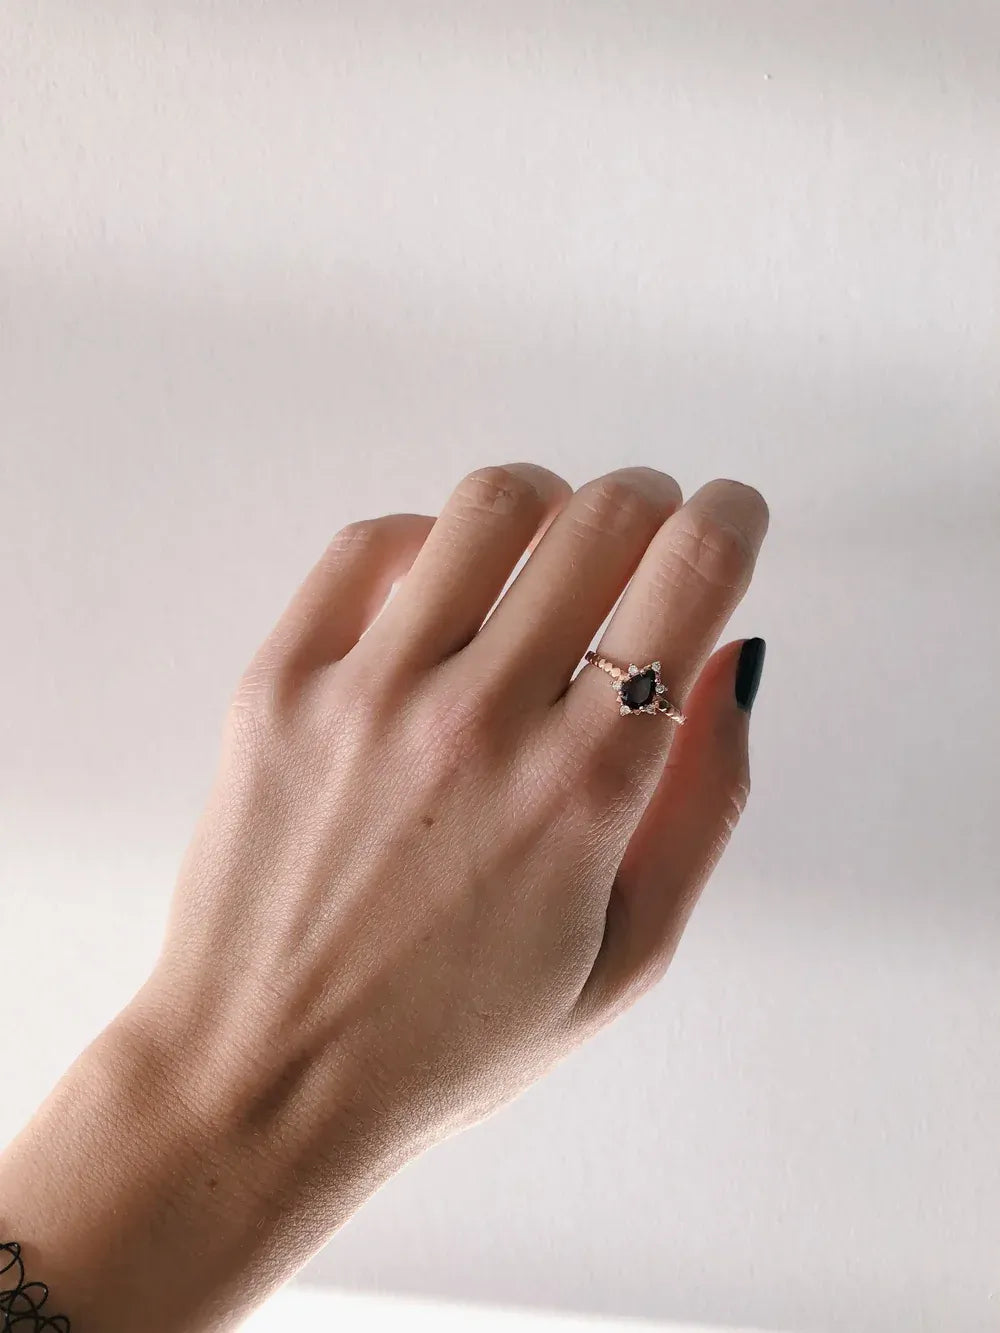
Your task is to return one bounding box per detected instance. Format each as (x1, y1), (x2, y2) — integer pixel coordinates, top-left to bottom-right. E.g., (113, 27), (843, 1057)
(735, 637), (766, 713)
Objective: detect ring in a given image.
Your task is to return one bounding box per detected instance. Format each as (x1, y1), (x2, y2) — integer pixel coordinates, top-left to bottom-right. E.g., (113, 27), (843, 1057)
(584, 651), (686, 723)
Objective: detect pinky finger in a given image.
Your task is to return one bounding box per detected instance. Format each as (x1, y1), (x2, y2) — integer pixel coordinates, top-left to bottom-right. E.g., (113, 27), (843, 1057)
(574, 637), (766, 1029)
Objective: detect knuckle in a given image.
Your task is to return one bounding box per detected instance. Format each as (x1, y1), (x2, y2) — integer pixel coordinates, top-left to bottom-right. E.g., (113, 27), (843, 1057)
(288, 520), (388, 607)
(670, 512), (755, 593)
(454, 466), (541, 519)
(739, 481), (769, 519)
(331, 678), (380, 734)
(330, 655), (397, 730)
(574, 476), (665, 540)
(562, 731), (647, 828)
(326, 517), (384, 560)
(232, 630), (320, 722)
(552, 910), (608, 990)
(722, 773), (752, 834)
(226, 663), (285, 747)
(711, 478), (770, 521)
(406, 684), (493, 775)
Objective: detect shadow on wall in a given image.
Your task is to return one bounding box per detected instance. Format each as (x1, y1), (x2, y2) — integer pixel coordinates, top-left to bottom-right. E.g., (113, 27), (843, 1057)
(2, 258), (998, 929)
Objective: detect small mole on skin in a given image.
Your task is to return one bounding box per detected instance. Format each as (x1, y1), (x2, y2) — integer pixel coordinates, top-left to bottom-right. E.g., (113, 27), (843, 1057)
(207, 1178), (218, 1191)
(421, 815), (436, 828)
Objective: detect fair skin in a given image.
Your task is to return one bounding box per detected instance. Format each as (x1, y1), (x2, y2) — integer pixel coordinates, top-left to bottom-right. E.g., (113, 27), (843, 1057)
(0, 464), (768, 1333)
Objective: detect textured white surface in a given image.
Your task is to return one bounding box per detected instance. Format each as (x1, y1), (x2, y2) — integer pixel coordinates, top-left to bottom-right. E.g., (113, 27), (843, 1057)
(1, 5), (999, 1333)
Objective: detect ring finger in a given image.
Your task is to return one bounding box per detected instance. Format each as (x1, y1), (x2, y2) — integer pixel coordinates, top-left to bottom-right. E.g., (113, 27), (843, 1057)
(559, 478), (769, 783)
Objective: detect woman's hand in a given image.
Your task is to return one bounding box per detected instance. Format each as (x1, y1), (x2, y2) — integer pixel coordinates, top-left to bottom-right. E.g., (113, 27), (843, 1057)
(0, 464), (768, 1332)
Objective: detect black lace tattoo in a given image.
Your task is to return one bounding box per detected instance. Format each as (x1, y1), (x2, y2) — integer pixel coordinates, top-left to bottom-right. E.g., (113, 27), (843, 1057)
(0, 1243), (71, 1332)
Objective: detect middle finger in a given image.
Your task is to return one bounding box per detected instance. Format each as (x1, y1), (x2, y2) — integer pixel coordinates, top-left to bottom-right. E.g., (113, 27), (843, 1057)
(560, 478), (769, 762)
(463, 467), (682, 702)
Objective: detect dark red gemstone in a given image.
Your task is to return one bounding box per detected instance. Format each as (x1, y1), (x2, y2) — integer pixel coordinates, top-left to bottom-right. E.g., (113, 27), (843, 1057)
(621, 669), (656, 709)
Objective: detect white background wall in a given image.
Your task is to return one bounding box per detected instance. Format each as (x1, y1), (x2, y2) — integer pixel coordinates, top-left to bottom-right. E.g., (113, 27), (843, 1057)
(2, 5), (998, 1332)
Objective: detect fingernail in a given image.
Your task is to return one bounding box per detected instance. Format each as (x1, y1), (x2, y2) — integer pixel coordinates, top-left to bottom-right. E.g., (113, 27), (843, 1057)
(735, 637), (766, 713)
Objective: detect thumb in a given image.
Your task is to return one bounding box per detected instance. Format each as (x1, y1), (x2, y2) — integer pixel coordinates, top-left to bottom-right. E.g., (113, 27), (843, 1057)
(575, 636), (766, 1026)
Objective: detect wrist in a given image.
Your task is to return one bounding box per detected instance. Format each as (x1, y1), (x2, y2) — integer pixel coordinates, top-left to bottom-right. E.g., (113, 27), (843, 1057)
(0, 992), (399, 1332)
